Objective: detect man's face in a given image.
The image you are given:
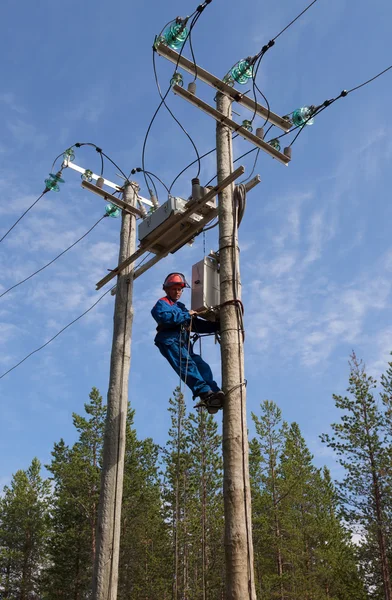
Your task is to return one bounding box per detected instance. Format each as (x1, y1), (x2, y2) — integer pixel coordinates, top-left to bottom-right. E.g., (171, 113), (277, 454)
(166, 284), (184, 302)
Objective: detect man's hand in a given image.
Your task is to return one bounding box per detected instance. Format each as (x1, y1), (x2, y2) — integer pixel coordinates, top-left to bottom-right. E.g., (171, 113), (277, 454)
(189, 310), (198, 316)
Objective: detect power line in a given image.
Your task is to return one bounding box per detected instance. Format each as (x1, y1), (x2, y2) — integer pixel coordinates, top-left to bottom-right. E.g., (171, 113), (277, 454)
(0, 285), (115, 380)
(0, 253), (151, 379)
(272, 0), (320, 42)
(346, 64), (392, 94)
(0, 215), (107, 299)
(0, 253), (150, 380)
(266, 63), (392, 148)
(0, 190), (48, 243)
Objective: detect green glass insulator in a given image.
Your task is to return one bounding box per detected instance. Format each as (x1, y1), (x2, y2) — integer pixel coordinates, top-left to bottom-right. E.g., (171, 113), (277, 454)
(44, 178), (59, 192)
(170, 72), (183, 87)
(45, 172), (64, 192)
(242, 120), (253, 132)
(230, 59), (253, 85)
(105, 203), (121, 218)
(268, 139), (281, 151)
(163, 22), (188, 50)
(50, 172), (65, 183)
(81, 169), (93, 183)
(292, 106), (314, 127)
(63, 147), (75, 162)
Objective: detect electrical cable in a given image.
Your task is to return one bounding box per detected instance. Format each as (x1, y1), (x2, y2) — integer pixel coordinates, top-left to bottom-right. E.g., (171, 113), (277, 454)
(346, 64), (392, 94)
(267, 64), (392, 149)
(272, 0), (319, 42)
(0, 254), (148, 380)
(147, 29), (202, 189)
(204, 145), (257, 188)
(140, 3), (213, 195)
(0, 285), (115, 380)
(131, 168), (170, 195)
(240, 149), (260, 184)
(169, 134), (240, 194)
(0, 191), (48, 243)
(0, 216), (107, 299)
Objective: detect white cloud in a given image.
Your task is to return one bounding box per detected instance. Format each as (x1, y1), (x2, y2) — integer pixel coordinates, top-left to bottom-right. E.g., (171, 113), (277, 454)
(0, 92), (26, 114)
(7, 119), (48, 149)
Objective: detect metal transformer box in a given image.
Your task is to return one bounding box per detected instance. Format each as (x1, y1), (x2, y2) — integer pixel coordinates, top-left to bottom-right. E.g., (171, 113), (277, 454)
(137, 195), (217, 255)
(138, 196), (187, 243)
(191, 255), (220, 320)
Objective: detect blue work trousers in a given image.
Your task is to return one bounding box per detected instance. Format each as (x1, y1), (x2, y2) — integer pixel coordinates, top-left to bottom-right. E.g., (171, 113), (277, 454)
(156, 338), (219, 398)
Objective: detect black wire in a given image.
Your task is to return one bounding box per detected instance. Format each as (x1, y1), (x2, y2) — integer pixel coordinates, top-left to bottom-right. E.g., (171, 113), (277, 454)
(240, 149), (260, 184)
(169, 146), (217, 193)
(249, 54), (271, 128)
(0, 284), (115, 380)
(0, 216), (107, 299)
(204, 145), (257, 187)
(100, 151), (129, 182)
(145, 172), (159, 200)
(188, 20), (198, 83)
(140, 12), (203, 193)
(0, 253), (149, 381)
(143, 170), (170, 194)
(152, 33), (201, 172)
(272, 0), (319, 42)
(346, 64), (392, 94)
(0, 191), (48, 243)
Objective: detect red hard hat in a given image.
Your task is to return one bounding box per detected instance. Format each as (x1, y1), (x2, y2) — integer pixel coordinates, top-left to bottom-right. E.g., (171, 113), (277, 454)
(163, 272), (190, 289)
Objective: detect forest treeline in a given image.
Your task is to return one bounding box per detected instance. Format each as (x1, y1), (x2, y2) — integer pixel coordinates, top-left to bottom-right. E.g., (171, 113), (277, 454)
(1, 352), (391, 599)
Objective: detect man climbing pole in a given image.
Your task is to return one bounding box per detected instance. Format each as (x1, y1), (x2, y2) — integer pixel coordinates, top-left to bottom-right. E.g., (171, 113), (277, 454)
(151, 272), (224, 414)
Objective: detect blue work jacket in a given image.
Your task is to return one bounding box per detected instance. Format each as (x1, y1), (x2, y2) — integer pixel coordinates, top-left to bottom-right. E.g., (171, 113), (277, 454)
(151, 296), (218, 345)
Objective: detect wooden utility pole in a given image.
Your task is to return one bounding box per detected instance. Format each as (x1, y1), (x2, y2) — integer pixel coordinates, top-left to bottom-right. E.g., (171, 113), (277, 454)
(92, 182), (137, 600)
(216, 91), (257, 600)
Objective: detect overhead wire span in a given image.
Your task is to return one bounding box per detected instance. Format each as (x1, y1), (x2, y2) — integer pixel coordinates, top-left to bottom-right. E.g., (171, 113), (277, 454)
(0, 285), (115, 380)
(0, 191), (48, 243)
(0, 254), (148, 381)
(0, 215), (107, 299)
(267, 63), (392, 148)
(271, 0), (320, 43)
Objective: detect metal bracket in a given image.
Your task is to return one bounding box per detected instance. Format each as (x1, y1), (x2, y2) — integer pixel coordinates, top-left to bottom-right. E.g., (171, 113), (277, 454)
(64, 160), (153, 206)
(155, 42), (291, 132)
(81, 181), (144, 218)
(96, 165), (245, 290)
(172, 86), (290, 166)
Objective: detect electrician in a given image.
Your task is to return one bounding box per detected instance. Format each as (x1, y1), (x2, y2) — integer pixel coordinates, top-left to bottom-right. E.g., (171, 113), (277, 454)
(151, 272), (224, 414)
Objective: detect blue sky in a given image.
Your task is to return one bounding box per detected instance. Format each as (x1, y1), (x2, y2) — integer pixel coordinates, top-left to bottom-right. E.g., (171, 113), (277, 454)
(1, 0), (392, 488)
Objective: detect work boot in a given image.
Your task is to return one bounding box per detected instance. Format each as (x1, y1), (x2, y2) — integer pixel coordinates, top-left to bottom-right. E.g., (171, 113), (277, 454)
(195, 390), (225, 414)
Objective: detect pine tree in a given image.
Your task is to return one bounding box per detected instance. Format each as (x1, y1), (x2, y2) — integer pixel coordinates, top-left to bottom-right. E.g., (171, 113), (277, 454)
(118, 406), (172, 600)
(185, 408), (224, 599)
(250, 400), (365, 600)
(312, 467), (367, 600)
(43, 387), (106, 599)
(321, 352), (392, 600)
(0, 458), (51, 599)
(250, 400), (287, 599)
(161, 387), (191, 600)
